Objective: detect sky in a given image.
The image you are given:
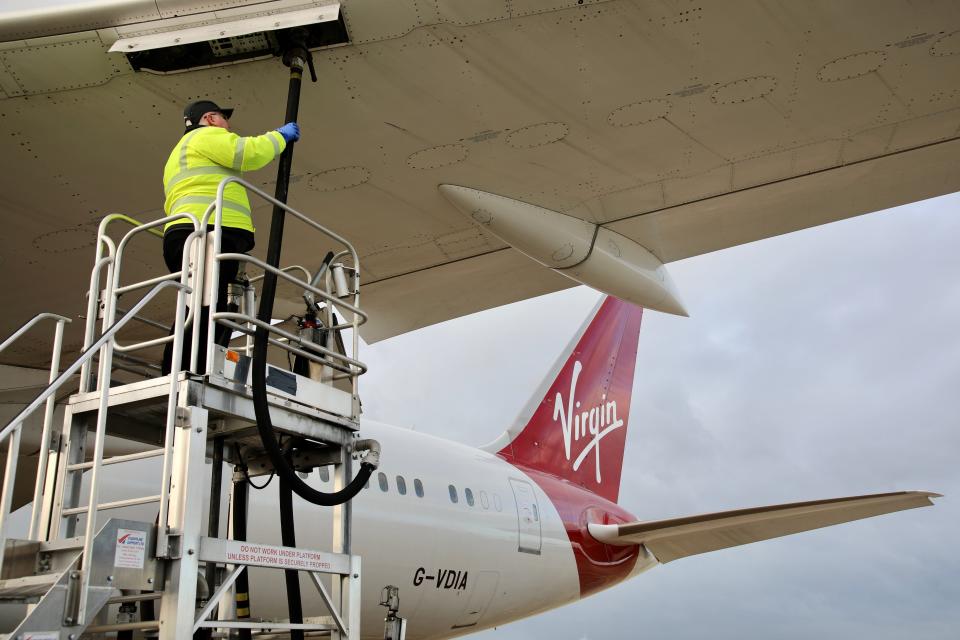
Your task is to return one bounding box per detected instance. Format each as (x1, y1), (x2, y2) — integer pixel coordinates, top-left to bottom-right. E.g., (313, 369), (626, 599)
(359, 191), (960, 640)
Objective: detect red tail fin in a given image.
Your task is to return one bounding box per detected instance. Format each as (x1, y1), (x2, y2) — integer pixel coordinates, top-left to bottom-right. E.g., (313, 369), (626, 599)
(492, 296), (643, 503)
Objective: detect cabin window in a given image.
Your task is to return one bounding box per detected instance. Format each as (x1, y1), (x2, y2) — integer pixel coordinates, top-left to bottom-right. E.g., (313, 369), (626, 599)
(318, 466), (330, 483)
(493, 493), (503, 512)
(532, 503), (540, 522)
(396, 475), (407, 495)
(465, 488), (475, 507)
(479, 490), (489, 509)
(378, 472), (389, 492)
(448, 484), (458, 504)
(414, 479), (424, 498)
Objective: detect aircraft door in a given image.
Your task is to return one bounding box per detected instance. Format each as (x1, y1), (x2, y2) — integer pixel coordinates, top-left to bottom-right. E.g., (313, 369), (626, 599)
(509, 478), (542, 555)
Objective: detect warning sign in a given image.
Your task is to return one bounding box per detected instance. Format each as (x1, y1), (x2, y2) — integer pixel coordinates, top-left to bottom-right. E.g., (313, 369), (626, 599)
(114, 528), (147, 569)
(226, 544), (335, 571)
(199, 538), (350, 574)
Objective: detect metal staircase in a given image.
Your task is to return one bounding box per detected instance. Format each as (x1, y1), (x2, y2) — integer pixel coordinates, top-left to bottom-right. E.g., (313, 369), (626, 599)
(0, 179), (374, 639)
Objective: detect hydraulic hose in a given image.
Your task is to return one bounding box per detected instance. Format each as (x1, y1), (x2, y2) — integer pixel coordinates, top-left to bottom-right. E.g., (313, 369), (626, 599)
(250, 41), (377, 507)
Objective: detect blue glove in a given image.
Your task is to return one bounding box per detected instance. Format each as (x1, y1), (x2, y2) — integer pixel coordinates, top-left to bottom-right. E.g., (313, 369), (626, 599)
(277, 122), (300, 143)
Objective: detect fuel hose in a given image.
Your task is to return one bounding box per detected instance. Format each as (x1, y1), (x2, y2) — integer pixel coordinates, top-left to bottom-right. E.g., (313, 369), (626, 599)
(247, 37), (379, 635)
(250, 39), (377, 509)
(232, 476), (252, 640)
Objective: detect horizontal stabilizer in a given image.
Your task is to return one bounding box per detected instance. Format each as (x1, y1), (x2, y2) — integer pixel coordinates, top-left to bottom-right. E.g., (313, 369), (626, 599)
(588, 491), (940, 563)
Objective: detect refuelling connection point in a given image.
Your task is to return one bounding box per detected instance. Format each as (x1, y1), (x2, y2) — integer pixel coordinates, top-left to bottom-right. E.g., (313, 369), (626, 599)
(353, 439), (381, 469)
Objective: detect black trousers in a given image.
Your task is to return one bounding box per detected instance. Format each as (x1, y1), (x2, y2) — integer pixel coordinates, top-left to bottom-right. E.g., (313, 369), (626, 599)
(161, 225), (255, 375)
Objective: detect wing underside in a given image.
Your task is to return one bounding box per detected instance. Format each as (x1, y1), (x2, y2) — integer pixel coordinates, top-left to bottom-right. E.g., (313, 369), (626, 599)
(588, 491), (940, 563)
(1, 1), (960, 363)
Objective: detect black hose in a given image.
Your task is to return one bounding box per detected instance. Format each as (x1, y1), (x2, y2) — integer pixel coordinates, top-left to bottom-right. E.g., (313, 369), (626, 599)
(279, 473), (305, 640)
(246, 45), (371, 640)
(116, 608), (135, 640)
(232, 478), (252, 640)
(250, 45), (374, 507)
(193, 436), (225, 640)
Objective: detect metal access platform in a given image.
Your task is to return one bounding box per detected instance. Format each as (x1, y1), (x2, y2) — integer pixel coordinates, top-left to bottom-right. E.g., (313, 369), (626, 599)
(0, 177), (377, 638)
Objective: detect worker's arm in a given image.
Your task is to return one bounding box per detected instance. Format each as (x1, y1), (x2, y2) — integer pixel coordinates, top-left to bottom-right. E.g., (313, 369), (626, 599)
(238, 130), (288, 171)
(194, 128), (287, 172)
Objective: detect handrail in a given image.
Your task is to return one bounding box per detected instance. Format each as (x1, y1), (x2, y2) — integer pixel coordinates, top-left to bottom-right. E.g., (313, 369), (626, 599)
(114, 306), (171, 332)
(214, 313), (366, 376)
(100, 213), (165, 239)
(0, 313), (71, 355)
(217, 319), (348, 370)
(110, 214), (201, 357)
(203, 177), (367, 407)
(81, 213), (198, 388)
(218, 253), (368, 325)
(0, 280), (190, 443)
(81, 213), (160, 392)
(203, 178), (361, 268)
(247, 264), (312, 285)
(0, 312), (71, 544)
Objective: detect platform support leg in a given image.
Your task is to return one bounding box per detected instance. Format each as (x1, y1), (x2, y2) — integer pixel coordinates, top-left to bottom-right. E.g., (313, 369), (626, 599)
(347, 555), (361, 640)
(331, 457), (345, 640)
(158, 404), (208, 640)
(51, 406), (88, 539)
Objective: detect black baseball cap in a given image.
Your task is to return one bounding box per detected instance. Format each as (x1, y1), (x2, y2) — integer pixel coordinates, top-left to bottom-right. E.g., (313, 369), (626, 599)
(183, 100), (234, 128)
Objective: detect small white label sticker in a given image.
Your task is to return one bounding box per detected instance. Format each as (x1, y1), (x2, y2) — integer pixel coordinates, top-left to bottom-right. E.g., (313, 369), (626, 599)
(24, 633), (59, 640)
(114, 528), (147, 569)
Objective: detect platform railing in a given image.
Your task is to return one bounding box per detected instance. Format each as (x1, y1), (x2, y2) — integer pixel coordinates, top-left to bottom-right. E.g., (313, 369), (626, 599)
(80, 182), (369, 401)
(0, 281), (189, 579)
(80, 213), (198, 393)
(0, 313), (70, 546)
(204, 177), (369, 407)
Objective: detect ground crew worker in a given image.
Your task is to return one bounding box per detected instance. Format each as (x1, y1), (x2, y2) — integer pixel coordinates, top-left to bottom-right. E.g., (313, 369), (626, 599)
(161, 99), (301, 374)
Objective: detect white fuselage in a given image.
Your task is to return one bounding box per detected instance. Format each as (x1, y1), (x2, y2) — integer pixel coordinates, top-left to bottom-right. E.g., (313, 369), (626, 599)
(236, 414), (664, 639)
(246, 419), (586, 640)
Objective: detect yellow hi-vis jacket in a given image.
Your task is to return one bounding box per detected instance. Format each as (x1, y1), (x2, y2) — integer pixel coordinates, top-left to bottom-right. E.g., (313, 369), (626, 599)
(162, 126), (287, 233)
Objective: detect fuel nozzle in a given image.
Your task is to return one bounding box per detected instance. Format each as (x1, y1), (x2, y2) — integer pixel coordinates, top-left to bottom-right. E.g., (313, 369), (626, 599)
(280, 28), (318, 82)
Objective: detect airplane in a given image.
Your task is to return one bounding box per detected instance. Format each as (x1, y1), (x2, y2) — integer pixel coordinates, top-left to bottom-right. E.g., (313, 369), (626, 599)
(330, 294), (938, 640)
(0, 0), (955, 637)
(376, 207), (959, 639)
(9, 290), (935, 639)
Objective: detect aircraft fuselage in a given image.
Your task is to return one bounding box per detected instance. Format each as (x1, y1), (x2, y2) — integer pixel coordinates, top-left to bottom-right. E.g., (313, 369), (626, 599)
(245, 419), (654, 640)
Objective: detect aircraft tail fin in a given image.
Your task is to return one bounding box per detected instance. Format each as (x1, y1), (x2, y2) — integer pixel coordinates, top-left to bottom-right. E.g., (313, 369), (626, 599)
(489, 296), (643, 504)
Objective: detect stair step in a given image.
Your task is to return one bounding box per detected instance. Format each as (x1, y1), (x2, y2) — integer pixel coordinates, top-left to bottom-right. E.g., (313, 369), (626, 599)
(0, 573), (60, 599)
(38, 536), (84, 553)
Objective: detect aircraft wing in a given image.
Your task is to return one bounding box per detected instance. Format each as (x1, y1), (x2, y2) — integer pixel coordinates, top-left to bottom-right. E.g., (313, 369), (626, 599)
(1, 1), (959, 366)
(588, 491), (940, 563)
